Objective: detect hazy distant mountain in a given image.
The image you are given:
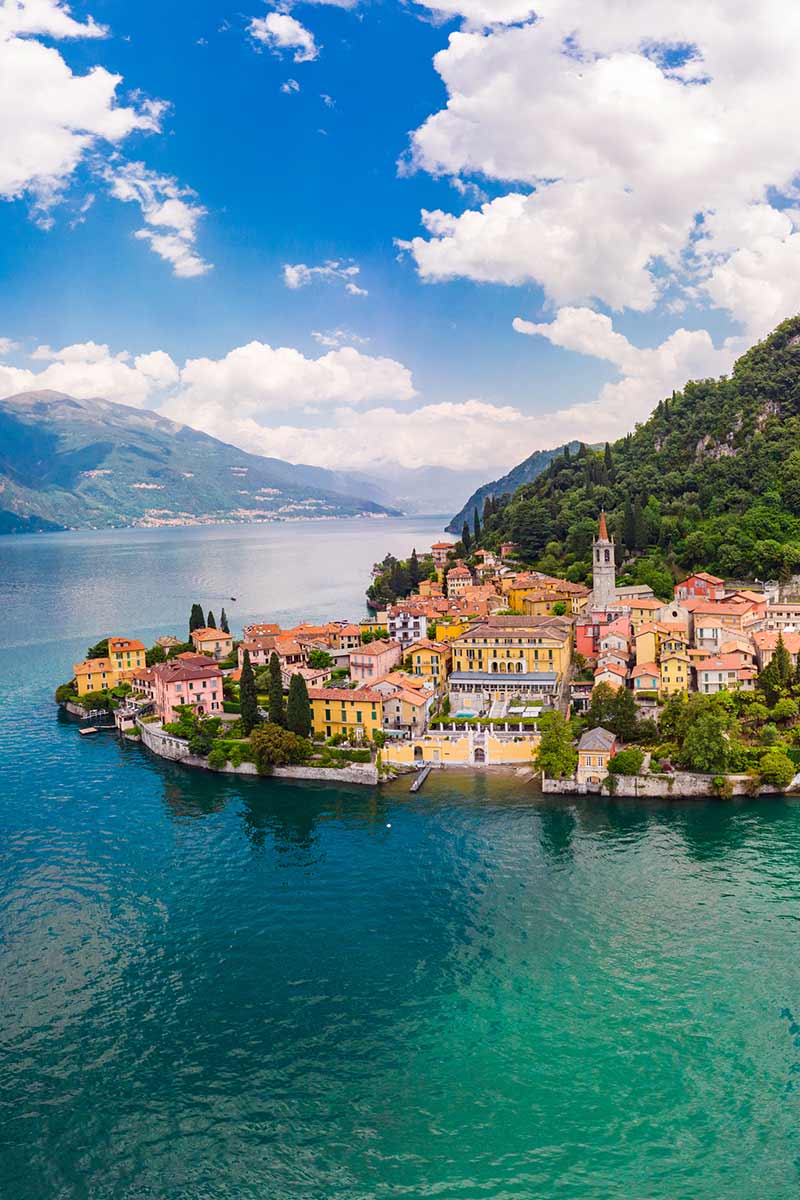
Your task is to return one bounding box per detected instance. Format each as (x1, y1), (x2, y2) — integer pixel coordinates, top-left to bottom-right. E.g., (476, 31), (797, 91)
(446, 442), (586, 533)
(0, 390), (400, 533)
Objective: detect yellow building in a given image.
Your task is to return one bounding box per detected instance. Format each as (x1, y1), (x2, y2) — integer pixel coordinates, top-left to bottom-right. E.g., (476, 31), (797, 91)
(451, 616), (573, 678)
(73, 657), (117, 696)
(308, 687), (382, 741)
(384, 730), (540, 768)
(434, 618), (472, 644)
(406, 639), (452, 687)
(634, 624), (660, 667)
(108, 636), (146, 679)
(608, 597), (663, 628)
(660, 651), (692, 696)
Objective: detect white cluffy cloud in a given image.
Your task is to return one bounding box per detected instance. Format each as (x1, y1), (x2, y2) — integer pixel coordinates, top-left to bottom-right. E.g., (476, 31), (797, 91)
(0, 316), (743, 473)
(0, 0), (209, 275)
(283, 260), (367, 295)
(104, 162), (212, 278)
(403, 1), (800, 337)
(249, 11), (319, 61)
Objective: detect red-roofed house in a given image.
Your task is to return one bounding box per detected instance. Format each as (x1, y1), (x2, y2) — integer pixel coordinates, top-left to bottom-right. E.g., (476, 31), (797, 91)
(630, 663), (660, 693)
(190, 627), (234, 660)
(594, 662), (628, 689)
(152, 660), (223, 722)
(350, 639), (403, 684)
(675, 572), (726, 602)
(695, 655), (757, 694)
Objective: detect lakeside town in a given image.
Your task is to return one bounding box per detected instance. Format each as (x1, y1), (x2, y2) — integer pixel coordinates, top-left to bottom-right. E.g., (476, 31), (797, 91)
(57, 513), (800, 795)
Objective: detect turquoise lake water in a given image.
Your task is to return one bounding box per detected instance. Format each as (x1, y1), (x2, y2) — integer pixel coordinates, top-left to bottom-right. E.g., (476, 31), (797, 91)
(2, 519), (800, 1199)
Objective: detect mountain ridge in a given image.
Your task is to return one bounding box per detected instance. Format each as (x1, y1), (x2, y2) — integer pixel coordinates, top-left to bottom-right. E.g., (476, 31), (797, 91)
(446, 442), (586, 534)
(0, 390), (401, 533)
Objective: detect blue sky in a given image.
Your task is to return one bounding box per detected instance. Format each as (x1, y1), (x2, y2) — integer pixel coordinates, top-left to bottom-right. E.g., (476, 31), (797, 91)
(0, 1), (798, 476)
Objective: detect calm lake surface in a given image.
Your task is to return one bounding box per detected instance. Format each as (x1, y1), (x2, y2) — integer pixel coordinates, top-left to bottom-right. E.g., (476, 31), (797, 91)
(2, 518), (800, 1199)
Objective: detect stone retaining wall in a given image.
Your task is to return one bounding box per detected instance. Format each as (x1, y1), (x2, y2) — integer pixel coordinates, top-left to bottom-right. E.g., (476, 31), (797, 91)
(543, 772), (785, 797)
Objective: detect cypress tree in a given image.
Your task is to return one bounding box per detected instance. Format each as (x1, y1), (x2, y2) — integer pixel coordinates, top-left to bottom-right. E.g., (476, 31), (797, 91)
(409, 548), (420, 590)
(623, 497), (637, 553)
(462, 520), (472, 552)
(240, 649), (259, 736)
(604, 442), (613, 471)
(220, 608), (230, 634)
(207, 610), (216, 629)
(633, 496), (647, 550)
(774, 632), (792, 688)
(483, 495), (493, 523)
(563, 443), (571, 462)
(268, 652), (285, 727)
(473, 508), (481, 543)
(287, 673), (312, 737)
(189, 603), (204, 634)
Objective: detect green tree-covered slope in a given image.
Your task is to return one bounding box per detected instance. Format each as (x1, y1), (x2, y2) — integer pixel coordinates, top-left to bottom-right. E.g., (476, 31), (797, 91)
(0, 390), (399, 532)
(446, 442), (585, 535)
(477, 317), (800, 583)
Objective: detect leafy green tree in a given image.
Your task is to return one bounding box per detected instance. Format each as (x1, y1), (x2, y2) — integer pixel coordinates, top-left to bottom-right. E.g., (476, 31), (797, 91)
(611, 687), (640, 741)
(308, 649), (334, 669)
(189, 603), (204, 634)
(586, 683), (619, 732)
(510, 501), (553, 561)
(286, 673), (312, 738)
(608, 747), (645, 775)
(206, 611), (216, 629)
(623, 497), (637, 553)
(772, 697), (799, 724)
(239, 649), (259, 736)
(551, 601), (568, 616)
(268, 652), (285, 727)
(659, 693), (688, 742)
(250, 723), (311, 773)
(86, 637), (109, 660)
(534, 713), (577, 779)
(760, 750), (796, 789)
(680, 707), (737, 773)
(146, 644), (167, 667)
(759, 635), (793, 705)
(220, 608), (230, 634)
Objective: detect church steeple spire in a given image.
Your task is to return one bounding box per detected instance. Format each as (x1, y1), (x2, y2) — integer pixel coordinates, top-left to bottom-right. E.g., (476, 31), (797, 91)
(592, 509), (616, 608)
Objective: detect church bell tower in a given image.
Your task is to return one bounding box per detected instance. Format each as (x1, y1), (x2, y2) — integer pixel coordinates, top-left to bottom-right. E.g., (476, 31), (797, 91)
(592, 510), (616, 608)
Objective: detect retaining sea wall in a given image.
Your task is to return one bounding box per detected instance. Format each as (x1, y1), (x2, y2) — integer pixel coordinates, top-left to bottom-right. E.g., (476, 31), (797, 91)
(542, 772), (786, 797)
(138, 719), (378, 785)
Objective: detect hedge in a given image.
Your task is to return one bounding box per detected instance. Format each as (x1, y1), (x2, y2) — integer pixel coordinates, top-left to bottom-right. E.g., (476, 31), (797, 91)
(223, 700), (241, 714)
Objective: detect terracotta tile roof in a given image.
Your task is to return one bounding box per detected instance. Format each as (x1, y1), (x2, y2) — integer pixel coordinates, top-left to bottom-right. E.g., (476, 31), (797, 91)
(192, 627), (232, 641)
(696, 655), (757, 672)
(681, 571), (725, 585)
(108, 637), (146, 653)
(406, 638), (450, 654)
(74, 657), (113, 673)
(753, 631), (800, 653)
(153, 661), (222, 683)
(351, 639), (401, 657)
(594, 662), (628, 678)
(631, 662), (659, 678)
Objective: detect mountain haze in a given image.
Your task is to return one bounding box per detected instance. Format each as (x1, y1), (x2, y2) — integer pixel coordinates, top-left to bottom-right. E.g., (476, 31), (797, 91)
(0, 391), (400, 533)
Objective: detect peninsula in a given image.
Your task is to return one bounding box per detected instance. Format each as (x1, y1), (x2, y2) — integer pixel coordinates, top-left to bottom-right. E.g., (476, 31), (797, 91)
(56, 522), (800, 797)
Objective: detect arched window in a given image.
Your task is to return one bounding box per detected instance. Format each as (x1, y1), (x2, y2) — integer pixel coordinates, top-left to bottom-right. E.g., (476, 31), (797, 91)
(604, 549), (610, 563)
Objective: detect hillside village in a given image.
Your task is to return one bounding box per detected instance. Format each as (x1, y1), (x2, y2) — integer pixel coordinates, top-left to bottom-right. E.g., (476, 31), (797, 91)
(58, 513), (800, 793)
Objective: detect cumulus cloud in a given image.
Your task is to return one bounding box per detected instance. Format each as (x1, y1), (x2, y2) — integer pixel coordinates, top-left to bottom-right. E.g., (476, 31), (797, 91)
(283, 260), (367, 294)
(249, 11), (319, 62)
(402, 1), (800, 333)
(0, 4), (160, 215)
(0, 1), (210, 275)
(311, 328), (369, 349)
(513, 306), (745, 436)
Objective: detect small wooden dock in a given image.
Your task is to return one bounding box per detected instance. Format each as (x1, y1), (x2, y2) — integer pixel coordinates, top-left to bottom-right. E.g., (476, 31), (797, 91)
(410, 764), (432, 793)
(79, 726), (99, 736)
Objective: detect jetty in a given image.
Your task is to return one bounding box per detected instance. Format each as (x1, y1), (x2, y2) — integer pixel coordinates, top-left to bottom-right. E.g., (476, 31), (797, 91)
(410, 764), (433, 793)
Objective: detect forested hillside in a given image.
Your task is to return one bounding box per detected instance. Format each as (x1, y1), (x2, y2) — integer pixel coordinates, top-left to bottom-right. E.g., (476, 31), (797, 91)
(476, 316), (800, 586)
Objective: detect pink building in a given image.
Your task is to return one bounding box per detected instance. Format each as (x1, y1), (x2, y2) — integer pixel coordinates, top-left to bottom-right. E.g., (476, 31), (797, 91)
(152, 661), (223, 723)
(431, 542), (455, 567)
(349, 639), (403, 684)
(238, 635), (305, 671)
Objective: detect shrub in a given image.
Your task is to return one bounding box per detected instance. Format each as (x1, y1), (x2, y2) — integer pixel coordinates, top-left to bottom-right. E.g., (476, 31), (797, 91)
(223, 700), (241, 714)
(772, 698), (799, 724)
(250, 723), (312, 773)
(712, 775), (733, 799)
(607, 747), (645, 776)
(759, 750), (797, 789)
(55, 683), (77, 703)
(207, 747), (227, 770)
(760, 723), (780, 746)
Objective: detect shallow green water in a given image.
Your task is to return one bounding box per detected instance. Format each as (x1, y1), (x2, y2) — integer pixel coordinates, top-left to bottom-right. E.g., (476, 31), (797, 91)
(2, 522), (800, 1198)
